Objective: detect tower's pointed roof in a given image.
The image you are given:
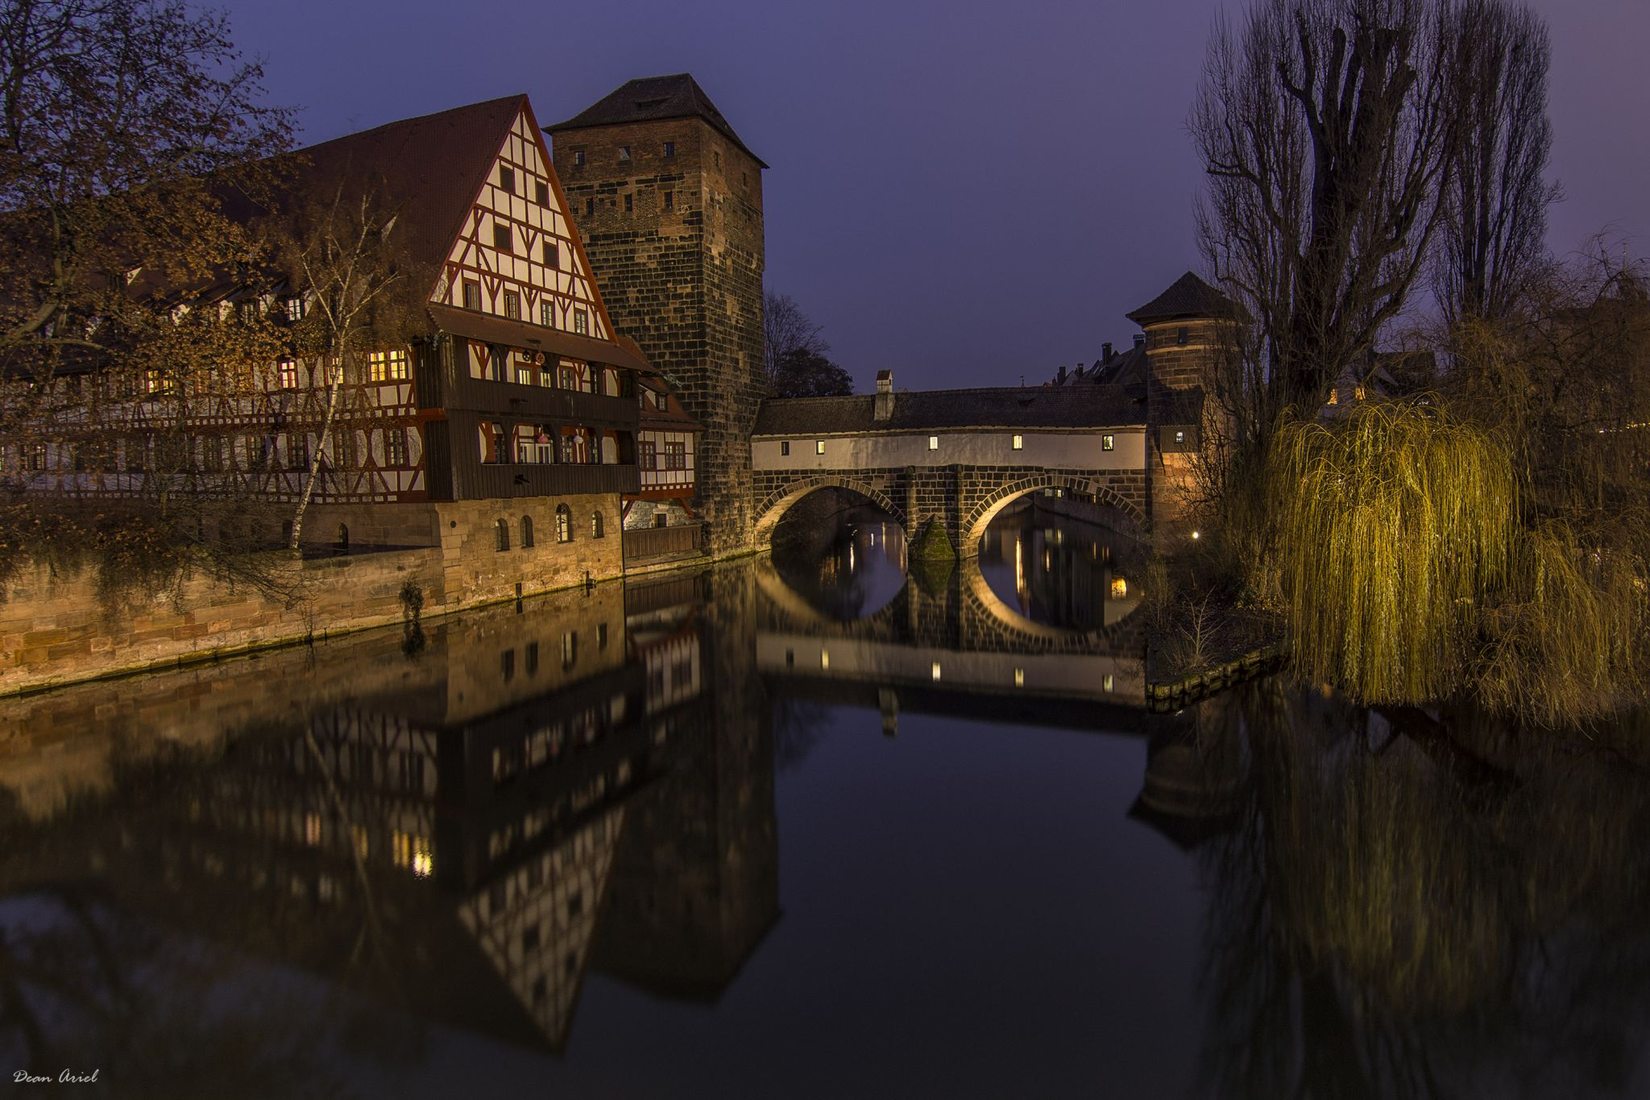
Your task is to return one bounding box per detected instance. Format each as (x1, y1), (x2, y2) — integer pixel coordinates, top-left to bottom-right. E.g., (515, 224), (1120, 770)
(548, 74), (766, 168)
(1126, 272), (1240, 325)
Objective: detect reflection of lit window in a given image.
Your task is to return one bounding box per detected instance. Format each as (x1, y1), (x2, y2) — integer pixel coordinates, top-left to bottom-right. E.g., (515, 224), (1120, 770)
(304, 813), (321, 846)
(820, 649), (830, 669)
(1014, 667), (1025, 687)
(931, 661), (942, 681)
(1110, 577), (1128, 598)
(1103, 674), (1115, 692)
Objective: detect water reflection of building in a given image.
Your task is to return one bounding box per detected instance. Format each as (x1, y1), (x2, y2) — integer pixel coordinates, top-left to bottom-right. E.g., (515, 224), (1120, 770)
(0, 571), (777, 1056)
(976, 497), (1142, 631)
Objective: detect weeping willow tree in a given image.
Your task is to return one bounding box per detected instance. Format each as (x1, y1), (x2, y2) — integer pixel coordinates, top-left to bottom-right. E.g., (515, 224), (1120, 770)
(1270, 403), (1518, 702)
(1267, 392), (1649, 721)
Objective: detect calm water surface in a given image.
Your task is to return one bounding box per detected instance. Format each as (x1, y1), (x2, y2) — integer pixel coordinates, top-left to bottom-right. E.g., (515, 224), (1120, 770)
(2, 500), (1648, 1099)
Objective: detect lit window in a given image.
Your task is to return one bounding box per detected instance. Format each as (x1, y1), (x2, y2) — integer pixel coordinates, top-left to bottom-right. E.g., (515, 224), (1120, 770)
(573, 309), (588, 335)
(276, 359), (297, 389)
(503, 291), (520, 319)
(1011, 434), (1023, 450)
(144, 368), (170, 394)
(928, 435), (939, 451)
(367, 349), (409, 382)
(1354, 384), (1368, 401)
(555, 504), (572, 543)
(1174, 430), (1187, 446)
(1102, 434), (1115, 452)
(493, 224), (513, 253)
(543, 242), (559, 269)
(663, 141), (676, 159)
(780, 441), (790, 456)
(540, 302), (555, 327)
(284, 295), (305, 321)
(498, 165), (514, 193)
(1110, 577), (1128, 599)
(1327, 387), (1339, 405)
(815, 440), (825, 455)
(617, 145), (631, 162)
(591, 511), (605, 538)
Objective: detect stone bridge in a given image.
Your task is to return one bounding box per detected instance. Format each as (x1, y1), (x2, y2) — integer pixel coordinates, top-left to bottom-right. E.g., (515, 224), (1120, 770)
(748, 379), (1161, 554)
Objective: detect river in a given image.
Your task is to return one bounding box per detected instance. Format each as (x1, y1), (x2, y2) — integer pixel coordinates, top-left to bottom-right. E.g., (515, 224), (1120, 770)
(1, 500), (1647, 1098)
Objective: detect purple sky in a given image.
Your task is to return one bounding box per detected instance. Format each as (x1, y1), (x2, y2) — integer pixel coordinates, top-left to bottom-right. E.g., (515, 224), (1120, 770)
(220, 0), (1650, 391)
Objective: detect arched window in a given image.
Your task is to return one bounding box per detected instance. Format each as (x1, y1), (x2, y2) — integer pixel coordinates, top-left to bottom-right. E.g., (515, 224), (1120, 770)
(555, 504), (572, 544)
(521, 515), (535, 548)
(495, 518), (510, 552)
(591, 510), (605, 539)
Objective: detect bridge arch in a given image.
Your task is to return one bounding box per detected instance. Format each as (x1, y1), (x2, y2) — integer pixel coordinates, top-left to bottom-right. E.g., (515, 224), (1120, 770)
(753, 475), (907, 545)
(962, 475), (1145, 550)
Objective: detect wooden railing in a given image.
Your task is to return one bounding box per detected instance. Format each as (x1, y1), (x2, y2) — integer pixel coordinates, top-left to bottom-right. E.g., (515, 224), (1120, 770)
(622, 522), (705, 561)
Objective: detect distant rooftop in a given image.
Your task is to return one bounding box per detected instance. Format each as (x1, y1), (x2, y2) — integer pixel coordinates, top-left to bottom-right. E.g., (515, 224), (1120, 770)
(1126, 271), (1242, 326)
(548, 73), (766, 168)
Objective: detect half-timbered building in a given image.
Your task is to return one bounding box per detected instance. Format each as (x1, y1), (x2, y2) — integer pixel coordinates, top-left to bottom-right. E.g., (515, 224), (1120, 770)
(6, 94), (673, 604)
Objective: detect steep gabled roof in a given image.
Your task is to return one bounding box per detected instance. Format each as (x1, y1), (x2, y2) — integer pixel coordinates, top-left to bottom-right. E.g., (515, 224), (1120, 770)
(236, 95), (527, 282)
(548, 74), (766, 168)
(1126, 272), (1241, 326)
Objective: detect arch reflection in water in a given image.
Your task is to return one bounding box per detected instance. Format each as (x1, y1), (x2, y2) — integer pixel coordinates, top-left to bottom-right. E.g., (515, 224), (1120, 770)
(975, 494), (1146, 631)
(769, 488), (908, 622)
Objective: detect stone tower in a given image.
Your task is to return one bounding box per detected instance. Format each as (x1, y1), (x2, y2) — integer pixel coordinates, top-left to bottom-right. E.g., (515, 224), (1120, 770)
(547, 75), (766, 554)
(1125, 271), (1241, 531)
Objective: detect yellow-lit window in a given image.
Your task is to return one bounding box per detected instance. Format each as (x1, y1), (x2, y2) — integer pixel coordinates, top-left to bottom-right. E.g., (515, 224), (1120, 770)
(1012, 434), (1023, 450)
(368, 349), (409, 382)
(1354, 384), (1368, 401)
(815, 440), (825, 455)
(928, 435), (940, 451)
(143, 368), (170, 395)
(276, 359), (297, 389)
(1327, 387), (1339, 405)
(1110, 577), (1128, 599)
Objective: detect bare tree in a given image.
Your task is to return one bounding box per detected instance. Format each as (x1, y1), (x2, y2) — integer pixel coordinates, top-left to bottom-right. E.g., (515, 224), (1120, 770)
(1434, 0), (1558, 325)
(272, 182), (415, 551)
(762, 291), (827, 385)
(1193, 0), (1456, 414)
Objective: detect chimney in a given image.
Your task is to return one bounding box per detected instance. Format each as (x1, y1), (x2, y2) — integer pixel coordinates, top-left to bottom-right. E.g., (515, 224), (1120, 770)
(1133, 333), (1145, 349)
(1057, 365), (1068, 384)
(1102, 341), (1113, 362)
(874, 369), (894, 421)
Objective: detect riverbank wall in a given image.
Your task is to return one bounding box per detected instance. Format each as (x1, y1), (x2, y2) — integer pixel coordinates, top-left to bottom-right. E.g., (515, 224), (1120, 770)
(0, 495), (635, 696)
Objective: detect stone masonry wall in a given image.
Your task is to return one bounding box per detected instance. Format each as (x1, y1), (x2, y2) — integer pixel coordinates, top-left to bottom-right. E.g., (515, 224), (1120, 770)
(751, 464), (1149, 552)
(551, 117), (765, 556)
(0, 492), (626, 695)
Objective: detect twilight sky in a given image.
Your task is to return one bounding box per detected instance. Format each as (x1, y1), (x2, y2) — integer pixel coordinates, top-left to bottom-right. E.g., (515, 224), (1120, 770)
(220, 0), (1650, 392)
